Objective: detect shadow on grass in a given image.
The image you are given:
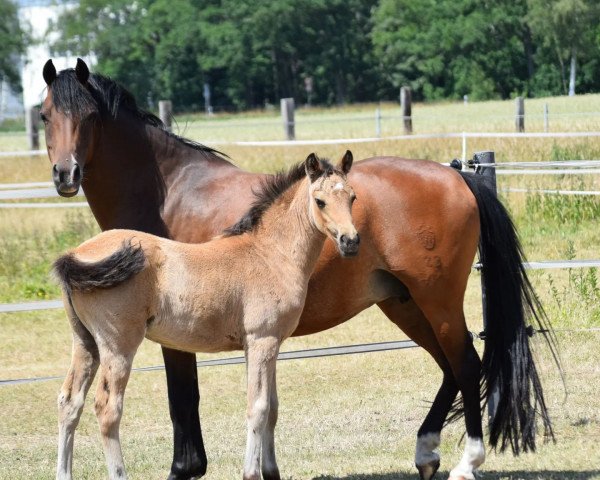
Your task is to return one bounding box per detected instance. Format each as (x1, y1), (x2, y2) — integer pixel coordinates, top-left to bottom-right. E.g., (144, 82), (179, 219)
(313, 470), (600, 480)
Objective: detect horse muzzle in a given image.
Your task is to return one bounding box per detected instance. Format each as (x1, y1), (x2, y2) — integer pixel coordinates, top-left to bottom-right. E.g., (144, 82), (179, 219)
(338, 233), (360, 257)
(53, 161), (82, 197)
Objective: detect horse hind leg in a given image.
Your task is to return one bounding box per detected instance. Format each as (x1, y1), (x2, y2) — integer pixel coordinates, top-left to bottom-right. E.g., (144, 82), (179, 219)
(57, 313), (99, 480)
(413, 300), (485, 480)
(378, 297), (458, 480)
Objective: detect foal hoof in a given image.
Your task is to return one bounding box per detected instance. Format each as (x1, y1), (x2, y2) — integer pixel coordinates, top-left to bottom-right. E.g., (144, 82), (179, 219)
(417, 459), (440, 480)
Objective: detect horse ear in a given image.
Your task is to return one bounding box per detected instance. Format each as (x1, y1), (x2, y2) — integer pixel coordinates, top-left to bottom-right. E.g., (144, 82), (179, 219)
(305, 153), (322, 182)
(43, 59), (56, 86)
(339, 150), (353, 175)
(75, 58), (89, 85)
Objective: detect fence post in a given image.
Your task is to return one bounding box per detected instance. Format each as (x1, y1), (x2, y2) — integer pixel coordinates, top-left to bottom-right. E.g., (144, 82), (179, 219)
(26, 106), (40, 150)
(159, 100), (172, 132)
(473, 150), (499, 424)
(515, 97), (524, 132)
(281, 98), (295, 140)
(400, 86), (412, 134)
(543, 103), (549, 133)
(375, 107), (382, 138)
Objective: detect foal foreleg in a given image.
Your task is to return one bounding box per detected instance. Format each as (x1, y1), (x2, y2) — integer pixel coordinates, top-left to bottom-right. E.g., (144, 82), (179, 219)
(57, 320), (99, 480)
(261, 369), (281, 480)
(243, 336), (279, 480)
(94, 351), (134, 480)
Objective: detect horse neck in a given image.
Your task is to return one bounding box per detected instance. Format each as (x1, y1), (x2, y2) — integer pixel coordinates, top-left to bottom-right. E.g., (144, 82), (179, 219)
(254, 179), (325, 278)
(83, 111), (235, 234)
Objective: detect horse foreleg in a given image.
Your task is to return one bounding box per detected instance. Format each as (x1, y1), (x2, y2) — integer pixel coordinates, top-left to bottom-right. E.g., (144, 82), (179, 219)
(162, 347), (207, 480)
(57, 317), (99, 480)
(261, 368), (281, 480)
(243, 336), (279, 480)
(94, 350), (134, 480)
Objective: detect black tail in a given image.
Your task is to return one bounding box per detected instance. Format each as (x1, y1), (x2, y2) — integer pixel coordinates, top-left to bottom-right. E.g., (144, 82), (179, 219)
(459, 171), (561, 455)
(53, 241), (146, 292)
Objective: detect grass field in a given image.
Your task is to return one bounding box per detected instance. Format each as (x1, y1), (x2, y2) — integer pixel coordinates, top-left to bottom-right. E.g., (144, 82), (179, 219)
(1, 96), (600, 479)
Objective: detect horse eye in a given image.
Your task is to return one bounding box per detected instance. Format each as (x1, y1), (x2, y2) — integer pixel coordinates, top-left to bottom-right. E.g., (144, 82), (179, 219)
(351, 195), (357, 203)
(315, 198), (326, 209)
(40, 112), (49, 124)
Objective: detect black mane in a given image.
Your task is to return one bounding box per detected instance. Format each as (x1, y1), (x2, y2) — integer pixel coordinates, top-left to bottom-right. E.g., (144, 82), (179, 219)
(223, 158), (338, 237)
(50, 68), (224, 157)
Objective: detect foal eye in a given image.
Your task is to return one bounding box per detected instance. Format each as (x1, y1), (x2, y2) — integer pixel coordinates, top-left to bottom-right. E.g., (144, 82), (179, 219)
(40, 113), (49, 124)
(315, 198), (326, 209)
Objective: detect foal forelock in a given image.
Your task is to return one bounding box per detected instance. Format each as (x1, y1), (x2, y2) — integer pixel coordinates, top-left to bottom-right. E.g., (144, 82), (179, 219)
(223, 158), (343, 237)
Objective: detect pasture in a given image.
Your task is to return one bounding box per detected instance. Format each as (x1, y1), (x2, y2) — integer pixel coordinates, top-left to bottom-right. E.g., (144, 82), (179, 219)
(1, 96), (600, 479)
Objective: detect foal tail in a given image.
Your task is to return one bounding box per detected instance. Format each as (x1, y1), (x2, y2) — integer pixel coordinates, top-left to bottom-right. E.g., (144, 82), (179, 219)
(459, 171), (561, 455)
(53, 241), (146, 292)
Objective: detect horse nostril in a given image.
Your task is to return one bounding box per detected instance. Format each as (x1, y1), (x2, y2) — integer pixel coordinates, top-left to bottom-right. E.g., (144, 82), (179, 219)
(72, 163), (81, 183)
(354, 234), (360, 245)
(52, 164), (60, 183)
(340, 234), (348, 245)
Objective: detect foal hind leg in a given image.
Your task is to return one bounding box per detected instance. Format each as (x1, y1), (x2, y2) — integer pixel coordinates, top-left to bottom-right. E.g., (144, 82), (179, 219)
(57, 316), (99, 480)
(414, 300), (485, 480)
(94, 345), (138, 480)
(243, 336), (279, 480)
(378, 298), (458, 480)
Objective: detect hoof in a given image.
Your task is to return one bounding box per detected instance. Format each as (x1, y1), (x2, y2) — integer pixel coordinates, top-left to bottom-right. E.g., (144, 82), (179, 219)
(417, 459), (440, 480)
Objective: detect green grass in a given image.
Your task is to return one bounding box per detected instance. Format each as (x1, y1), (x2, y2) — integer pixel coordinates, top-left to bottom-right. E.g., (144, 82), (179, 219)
(1, 101), (600, 479)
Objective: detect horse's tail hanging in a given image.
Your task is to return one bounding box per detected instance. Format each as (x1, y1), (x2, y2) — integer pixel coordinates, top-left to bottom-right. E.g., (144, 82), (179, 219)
(53, 240), (146, 293)
(459, 171), (561, 455)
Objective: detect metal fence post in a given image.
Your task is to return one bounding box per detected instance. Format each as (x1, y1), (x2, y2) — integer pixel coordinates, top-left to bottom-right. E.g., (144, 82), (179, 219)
(281, 98), (295, 140)
(400, 86), (412, 135)
(515, 97), (524, 133)
(159, 100), (172, 132)
(473, 150), (499, 424)
(26, 106), (40, 150)
(375, 107), (382, 138)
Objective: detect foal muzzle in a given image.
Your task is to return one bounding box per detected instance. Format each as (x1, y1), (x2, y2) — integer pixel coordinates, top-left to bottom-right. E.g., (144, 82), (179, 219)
(53, 161), (82, 197)
(339, 233), (360, 257)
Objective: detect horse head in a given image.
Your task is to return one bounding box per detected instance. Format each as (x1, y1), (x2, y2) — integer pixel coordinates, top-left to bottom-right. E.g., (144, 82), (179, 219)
(42, 58), (98, 197)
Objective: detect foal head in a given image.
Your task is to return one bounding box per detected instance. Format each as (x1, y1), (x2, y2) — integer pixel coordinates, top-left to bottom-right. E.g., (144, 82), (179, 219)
(41, 58), (98, 197)
(305, 151), (359, 257)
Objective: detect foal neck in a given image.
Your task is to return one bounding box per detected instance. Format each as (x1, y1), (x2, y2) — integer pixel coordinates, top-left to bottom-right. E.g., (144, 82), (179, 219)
(253, 178), (324, 277)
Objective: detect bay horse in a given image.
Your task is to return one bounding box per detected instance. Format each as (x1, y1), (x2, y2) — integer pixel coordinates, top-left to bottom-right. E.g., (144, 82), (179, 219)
(42, 58), (557, 480)
(53, 153), (358, 480)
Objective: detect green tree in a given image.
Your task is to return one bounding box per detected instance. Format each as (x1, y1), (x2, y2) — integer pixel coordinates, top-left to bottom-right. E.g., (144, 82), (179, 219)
(0, 0), (29, 91)
(51, 0), (207, 111)
(527, 0), (600, 96)
(372, 0), (534, 101)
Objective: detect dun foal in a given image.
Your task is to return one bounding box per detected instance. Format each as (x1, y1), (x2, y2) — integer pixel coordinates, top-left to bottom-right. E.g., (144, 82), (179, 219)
(53, 152), (358, 480)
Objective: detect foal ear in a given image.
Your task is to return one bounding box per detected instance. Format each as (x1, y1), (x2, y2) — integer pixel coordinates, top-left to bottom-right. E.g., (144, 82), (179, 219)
(305, 153), (323, 182)
(43, 59), (56, 86)
(339, 150), (353, 175)
(75, 58), (90, 85)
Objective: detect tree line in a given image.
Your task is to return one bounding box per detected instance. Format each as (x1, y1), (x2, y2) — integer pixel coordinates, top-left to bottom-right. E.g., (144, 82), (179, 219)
(4, 0), (600, 111)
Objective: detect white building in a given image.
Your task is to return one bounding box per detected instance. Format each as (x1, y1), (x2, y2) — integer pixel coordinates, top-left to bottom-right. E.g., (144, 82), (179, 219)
(0, 0), (93, 121)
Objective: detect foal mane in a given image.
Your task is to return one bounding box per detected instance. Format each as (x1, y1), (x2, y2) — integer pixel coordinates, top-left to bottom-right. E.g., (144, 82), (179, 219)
(223, 158), (338, 237)
(50, 68), (225, 159)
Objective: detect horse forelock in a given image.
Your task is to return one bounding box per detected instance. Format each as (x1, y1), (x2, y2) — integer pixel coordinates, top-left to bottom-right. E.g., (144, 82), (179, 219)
(222, 158), (342, 237)
(49, 68), (227, 159)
